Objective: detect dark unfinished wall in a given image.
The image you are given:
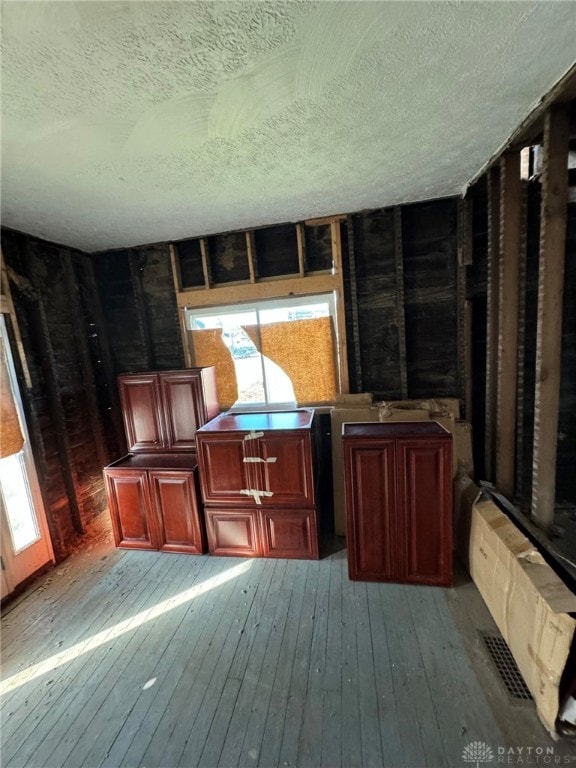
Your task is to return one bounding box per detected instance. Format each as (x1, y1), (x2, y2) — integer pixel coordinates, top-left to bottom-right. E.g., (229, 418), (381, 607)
(93, 244), (184, 376)
(1, 229), (112, 560)
(346, 199), (460, 401)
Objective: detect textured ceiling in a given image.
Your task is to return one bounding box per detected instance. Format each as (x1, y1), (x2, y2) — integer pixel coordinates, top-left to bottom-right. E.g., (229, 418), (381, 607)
(1, 1), (575, 252)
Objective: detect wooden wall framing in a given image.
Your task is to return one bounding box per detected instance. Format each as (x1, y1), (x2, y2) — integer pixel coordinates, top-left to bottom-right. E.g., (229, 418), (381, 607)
(172, 217), (351, 395)
(531, 106), (571, 529)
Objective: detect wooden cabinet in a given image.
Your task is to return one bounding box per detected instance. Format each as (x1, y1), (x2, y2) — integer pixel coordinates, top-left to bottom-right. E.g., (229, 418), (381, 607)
(104, 454), (205, 554)
(343, 422), (452, 586)
(118, 368), (219, 453)
(196, 410), (320, 559)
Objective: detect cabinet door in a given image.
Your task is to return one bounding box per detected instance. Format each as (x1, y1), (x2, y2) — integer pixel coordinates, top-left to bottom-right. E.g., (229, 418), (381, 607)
(344, 440), (397, 581)
(205, 509), (260, 557)
(149, 470), (205, 554)
(118, 375), (165, 452)
(104, 469), (157, 549)
(160, 372), (204, 451)
(396, 439), (452, 586)
(260, 509), (318, 559)
(196, 436), (254, 505)
(258, 433), (314, 506)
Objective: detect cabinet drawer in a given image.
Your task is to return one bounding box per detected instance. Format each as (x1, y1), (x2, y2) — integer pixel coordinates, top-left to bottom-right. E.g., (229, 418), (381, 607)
(260, 509), (318, 560)
(205, 509), (260, 557)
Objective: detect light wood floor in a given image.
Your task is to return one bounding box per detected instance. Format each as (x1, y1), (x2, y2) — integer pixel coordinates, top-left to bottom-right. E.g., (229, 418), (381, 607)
(0, 540), (570, 768)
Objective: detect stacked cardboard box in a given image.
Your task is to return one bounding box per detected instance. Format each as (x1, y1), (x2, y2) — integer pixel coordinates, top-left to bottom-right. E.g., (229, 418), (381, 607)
(455, 474), (576, 735)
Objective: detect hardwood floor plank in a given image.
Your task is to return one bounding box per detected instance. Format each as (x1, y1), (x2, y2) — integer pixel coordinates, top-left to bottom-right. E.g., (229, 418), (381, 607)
(277, 556), (321, 768)
(4, 553), (187, 768)
(214, 560), (290, 768)
(355, 580), (384, 768)
(320, 551), (343, 768)
(61, 555), (222, 768)
(230, 559), (305, 768)
(340, 557), (362, 768)
(1, 543), (554, 768)
(365, 581), (404, 768)
(296, 557), (331, 768)
(378, 584), (429, 768)
(107, 557), (265, 768)
(256, 561), (310, 768)
(1, 551), (175, 760)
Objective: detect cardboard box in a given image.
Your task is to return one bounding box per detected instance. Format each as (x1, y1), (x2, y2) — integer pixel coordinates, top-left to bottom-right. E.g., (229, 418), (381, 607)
(331, 404), (379, 535)
(457, 482), (576, 734)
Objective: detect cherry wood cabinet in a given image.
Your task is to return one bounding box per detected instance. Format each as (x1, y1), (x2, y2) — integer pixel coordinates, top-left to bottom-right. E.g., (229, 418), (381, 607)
(104, 454), (205, 554)
(343, 422), (452, 586)
(118, 368), (218, 453)
(196, 410), (320, 559)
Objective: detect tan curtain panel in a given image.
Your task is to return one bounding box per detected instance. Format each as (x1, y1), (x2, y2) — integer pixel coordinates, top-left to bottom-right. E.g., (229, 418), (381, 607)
(0, 341), (24, 458)
(259, 317), (337, 405)
(190, 329), (238, 410)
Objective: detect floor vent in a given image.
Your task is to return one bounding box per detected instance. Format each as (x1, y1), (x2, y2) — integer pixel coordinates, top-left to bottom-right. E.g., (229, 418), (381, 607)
(480, 631), (533, 701)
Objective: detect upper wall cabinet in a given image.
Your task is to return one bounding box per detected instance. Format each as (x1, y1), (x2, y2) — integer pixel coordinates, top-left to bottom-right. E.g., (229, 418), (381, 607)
(118, 368), (219, 452)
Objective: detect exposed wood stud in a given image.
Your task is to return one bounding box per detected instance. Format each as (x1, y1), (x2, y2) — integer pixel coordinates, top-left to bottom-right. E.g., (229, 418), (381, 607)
(496, 152), (522, 499)
(128, 250), (154, 369)
(169, 242), (182, 293)
(331, 220), (350, 394)
(468, 63), (576, 186)
(245, 231), (257, 284)
(330, 219), (342, 273)
(62, 253), (110, 469)
(0, 254), (32, 389)
(464, 301), (473, 423)
(514, 183), (528, 500)
(199, 238), (212, 289)
(21, 245), (84, 535)
(456, 199), (469, 408)
(82, 255), (126, 455)
(531, 105), (570, 529)
(393, 207), (408, 398)
(485, 167), (501, 481)
(169, 244), (193, 369)
(296, 223), (307, 278)
(177, 273), (341, 309)
(304, 214), (346, 227)
(346, 215), (362, 392)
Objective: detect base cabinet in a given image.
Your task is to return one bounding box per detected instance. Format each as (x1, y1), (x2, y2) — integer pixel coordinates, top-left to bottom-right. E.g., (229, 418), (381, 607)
(197, 410), (320, 559)
(343, 422), (452, 586)
(104, 455), (205, 554)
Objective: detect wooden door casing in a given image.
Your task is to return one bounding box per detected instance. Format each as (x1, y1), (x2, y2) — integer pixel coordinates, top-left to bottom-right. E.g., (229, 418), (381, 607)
(396, 439), (452, 586)
(105, 469), (157, 550)
(149, 470), (205, 554)
(344, 441), (397, 581)
(118, 375), (165, 452)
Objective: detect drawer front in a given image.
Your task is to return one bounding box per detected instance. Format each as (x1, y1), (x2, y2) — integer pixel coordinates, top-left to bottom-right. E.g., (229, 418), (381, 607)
(260, 509), (318, 560)
(205, 509), (260, 557)
(149, 470), (205, 555)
